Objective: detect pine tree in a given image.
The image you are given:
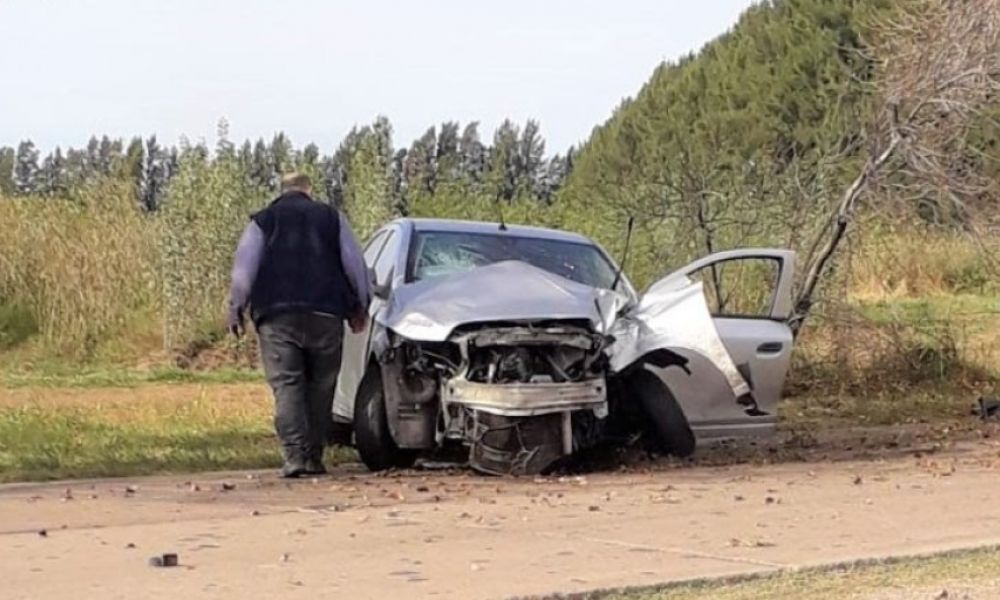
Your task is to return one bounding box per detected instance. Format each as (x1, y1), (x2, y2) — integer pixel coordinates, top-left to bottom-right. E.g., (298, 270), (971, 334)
(215, 119), (235, 163)
(459, 122), (487, 183)
(269, 132), (293, 184)
(250, 139), (272, 191)
(344, 129), (395, 239)
(489, 120), (519, 201)
(63, 148), (88, 189)
(391, 148), (407, 212)
(97, 135), (123, 176)
(324, 127), (364, 208)
(518, 119), (546, 196)
(0, 147), (15, 196)
(123, 137), (145, 200)
(404, 127), (437, 196)
(143, 136), (171, 212)
(14, 140), (40, 195)
(38, 147), (68, 196)
(436, 122), (461, 182)
(537, 154), (568, 202)
(301, 143), (320, 168)
(85, 136), (101, 178)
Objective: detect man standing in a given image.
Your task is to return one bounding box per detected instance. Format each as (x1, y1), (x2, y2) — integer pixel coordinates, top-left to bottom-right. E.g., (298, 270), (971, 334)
(227, 173), (370, 478)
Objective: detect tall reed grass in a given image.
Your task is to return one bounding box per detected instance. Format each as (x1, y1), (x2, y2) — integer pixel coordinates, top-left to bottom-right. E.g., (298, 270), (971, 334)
(0, 179), (157, 357)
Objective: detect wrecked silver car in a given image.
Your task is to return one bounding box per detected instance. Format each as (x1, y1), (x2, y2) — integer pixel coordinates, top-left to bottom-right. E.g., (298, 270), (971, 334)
(333, 219), (796, 475)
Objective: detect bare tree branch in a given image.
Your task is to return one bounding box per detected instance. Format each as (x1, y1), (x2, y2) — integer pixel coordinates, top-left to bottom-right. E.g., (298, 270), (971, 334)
(790, 0), (1000, 334)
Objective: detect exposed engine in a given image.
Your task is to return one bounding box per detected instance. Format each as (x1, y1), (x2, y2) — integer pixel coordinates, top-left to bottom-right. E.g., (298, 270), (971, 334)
(458, 322), (608, 384)
(380, 321), (611, 474)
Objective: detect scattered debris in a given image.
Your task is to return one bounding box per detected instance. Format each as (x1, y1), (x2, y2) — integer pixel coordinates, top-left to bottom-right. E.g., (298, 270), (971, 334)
(250, 510), (260, 517)
(125, 543), (136, 549)
(853, 475), (864, 485)
(650, 495), (681, 504)
(588, 505), (600, 512)
(37, 529), (47, 538)
(734, 495), (745, 502)
(415, 485), (430, 493)
(220, 482), (236, 491)
(148, 553), (178, 568)
(124, 485), (138, 495)
(974, 398), (1000, 420)
(729, 537), (776, 548)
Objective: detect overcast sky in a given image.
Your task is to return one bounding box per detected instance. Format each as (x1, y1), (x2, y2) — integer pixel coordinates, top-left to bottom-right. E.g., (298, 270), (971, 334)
(0, 0), (756, 153)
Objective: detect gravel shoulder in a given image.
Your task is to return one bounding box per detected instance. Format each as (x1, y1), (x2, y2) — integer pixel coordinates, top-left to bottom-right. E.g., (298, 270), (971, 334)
(3, 429), (1000, 600)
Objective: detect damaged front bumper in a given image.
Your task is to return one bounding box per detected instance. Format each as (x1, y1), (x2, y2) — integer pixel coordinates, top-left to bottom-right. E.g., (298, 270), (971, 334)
(442, 377), (607, 417)
(442, 377), (608, 475)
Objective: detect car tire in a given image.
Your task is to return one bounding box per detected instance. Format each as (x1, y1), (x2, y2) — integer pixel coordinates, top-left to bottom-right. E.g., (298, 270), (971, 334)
(631, 369), (696, 458)
(354, 366), (418, 471)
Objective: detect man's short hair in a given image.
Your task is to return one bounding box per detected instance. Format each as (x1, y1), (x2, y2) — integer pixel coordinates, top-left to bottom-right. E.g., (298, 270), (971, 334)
(281, 172), (313, 193)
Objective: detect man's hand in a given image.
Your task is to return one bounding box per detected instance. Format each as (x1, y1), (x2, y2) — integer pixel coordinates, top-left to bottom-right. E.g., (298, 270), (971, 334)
(227, 307), (245, 338)
(348, 311), (368, 334)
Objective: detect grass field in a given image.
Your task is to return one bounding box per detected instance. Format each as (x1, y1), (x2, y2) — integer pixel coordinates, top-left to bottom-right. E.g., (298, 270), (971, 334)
(0, 380), (355, 482)
(0, 367), (981, 483)
(594, 546), (1000, 600)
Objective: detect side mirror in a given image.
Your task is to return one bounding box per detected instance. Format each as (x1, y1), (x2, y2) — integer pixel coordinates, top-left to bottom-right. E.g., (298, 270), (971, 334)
(370, 266), (393, 300)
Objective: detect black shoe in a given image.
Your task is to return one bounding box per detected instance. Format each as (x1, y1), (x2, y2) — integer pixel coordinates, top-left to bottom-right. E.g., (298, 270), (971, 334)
(280, 460), (309, 479)
(304, 458), (327, 475)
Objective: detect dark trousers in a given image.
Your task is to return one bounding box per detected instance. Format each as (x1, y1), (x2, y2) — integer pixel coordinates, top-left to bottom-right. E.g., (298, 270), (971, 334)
(258, 312), (344, 464)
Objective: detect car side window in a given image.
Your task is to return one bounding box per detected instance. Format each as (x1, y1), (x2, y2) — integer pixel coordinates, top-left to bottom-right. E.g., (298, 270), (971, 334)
(363, 231), (388, 267)
(687, 258), (781, 318)
(373, 230), (400, 286)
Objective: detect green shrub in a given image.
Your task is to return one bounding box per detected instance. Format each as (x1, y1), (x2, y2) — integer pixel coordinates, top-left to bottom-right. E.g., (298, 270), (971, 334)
(0, 303), (37, 349)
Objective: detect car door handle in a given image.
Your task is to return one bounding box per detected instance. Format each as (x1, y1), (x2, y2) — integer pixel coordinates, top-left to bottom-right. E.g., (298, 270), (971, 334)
(756, 342), (783, 354)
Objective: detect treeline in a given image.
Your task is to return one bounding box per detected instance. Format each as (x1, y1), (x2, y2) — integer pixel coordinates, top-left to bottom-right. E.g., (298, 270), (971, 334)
(0, 117), (574, 224)
(0, 117), (579, 354)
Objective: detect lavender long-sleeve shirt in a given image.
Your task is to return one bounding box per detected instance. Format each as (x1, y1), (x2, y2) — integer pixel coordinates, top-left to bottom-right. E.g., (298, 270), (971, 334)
(227, 212), (371, 318)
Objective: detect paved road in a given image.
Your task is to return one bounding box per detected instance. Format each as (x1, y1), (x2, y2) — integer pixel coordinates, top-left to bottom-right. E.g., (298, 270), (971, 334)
(3, 439), (1000, 599)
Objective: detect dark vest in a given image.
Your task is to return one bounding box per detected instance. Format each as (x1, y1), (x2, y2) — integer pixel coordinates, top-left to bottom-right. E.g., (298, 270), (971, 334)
(249, 192), (357, 324)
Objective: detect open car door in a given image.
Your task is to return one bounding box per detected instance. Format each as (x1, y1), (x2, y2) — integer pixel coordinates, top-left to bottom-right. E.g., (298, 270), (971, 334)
(649, 249), (796, 438)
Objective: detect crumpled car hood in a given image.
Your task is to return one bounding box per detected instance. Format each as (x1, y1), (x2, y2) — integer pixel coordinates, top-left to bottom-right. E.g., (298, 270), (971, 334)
(378, 260), (749, 399)
(378, 261), (626, 341)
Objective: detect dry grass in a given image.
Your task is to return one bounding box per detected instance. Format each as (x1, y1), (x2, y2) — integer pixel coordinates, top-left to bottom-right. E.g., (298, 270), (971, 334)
(848, 226), (998, 300)
(788, 225), (1000, 396)
(594, 545), (1000, 600)
(0, 180), (158, 357)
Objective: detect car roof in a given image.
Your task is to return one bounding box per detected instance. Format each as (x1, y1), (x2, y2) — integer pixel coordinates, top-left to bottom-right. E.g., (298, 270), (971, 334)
(398, 217), (595, 245)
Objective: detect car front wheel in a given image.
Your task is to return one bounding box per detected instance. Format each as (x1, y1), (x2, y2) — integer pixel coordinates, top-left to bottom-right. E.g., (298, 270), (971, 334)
(354, 366), (418, 471)
(631, 369), (696, 458)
